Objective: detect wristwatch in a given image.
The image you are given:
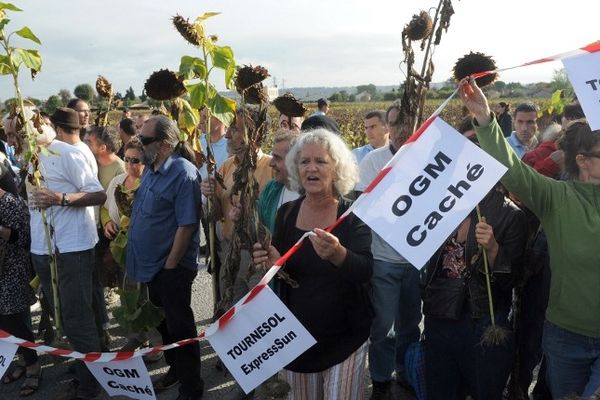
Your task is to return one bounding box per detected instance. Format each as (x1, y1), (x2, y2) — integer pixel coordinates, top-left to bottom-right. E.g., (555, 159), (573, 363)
(61, 192), (70, 207)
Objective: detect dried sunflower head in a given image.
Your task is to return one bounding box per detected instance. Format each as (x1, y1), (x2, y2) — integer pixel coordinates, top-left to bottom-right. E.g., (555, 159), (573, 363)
(243, 84), (269, 105)
(405, 11), (433, 41)
(453, 52), (498, 87)
(273, 93), (307, 117)
(172, 14), (202, 46)
(144, 69), (186, 101)
(96, 75), (113, 98)
(235, 64), (270, 93)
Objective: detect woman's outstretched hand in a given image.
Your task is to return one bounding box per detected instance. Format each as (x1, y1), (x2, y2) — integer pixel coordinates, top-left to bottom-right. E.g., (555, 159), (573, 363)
(458, 77), (492, 127)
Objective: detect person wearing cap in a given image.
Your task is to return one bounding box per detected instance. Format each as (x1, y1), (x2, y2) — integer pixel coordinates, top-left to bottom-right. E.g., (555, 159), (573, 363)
(50, 107), (97, 175)
(28, 109), (107, 400)
(310, 98), (330, 117)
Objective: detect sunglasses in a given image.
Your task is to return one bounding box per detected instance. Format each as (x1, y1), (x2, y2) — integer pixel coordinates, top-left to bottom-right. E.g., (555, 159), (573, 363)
(138, 135), (161, 146)
(579, 151), (600, 159)
(124, 156), (141, 164)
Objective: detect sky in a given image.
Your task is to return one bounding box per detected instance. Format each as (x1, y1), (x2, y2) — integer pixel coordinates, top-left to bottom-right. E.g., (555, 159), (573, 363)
(0, 0), (597, 100)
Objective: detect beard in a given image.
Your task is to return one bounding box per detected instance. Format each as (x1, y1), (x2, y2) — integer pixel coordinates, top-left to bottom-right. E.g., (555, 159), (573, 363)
(143, 146), (159, 166)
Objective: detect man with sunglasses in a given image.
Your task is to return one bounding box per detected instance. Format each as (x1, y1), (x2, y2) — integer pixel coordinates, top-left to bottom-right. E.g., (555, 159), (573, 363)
(127, 115), (203, 400)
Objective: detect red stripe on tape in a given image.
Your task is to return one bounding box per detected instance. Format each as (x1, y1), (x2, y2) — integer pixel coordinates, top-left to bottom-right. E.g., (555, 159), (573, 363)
(243, 284), (266, 305)
(84, 353), (102, 362)
(405, 115), (437, 145)
(363, 166), (392, 194)
(113, 351), (135, 361)
(582, 42), (600, 53)
(218, 307), (236, 329)
(50, 348), (73, 357)
(0, 330), (10, 338)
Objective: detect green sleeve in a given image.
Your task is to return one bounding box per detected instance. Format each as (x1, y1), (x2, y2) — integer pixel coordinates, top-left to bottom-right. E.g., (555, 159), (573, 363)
(100, 206), (111, 228)
(474, 116), (564, 220)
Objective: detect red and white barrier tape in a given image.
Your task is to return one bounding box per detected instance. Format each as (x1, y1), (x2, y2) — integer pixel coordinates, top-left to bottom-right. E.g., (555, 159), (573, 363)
(1, 41), (598, 362)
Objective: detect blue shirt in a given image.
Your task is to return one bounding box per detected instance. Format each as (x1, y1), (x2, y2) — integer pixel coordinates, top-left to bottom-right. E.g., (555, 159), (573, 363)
(507, 132), (528, 159)
(351, 144), (374, 164)
(127, 154), (202, 282)
(198, 134), (229, 180)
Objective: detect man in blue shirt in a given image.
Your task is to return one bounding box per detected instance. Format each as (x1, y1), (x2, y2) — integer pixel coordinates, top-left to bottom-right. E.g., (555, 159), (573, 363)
(128, 115), (203, 400)
(352, 110), (389, 164)
(506, 103), (538, 159)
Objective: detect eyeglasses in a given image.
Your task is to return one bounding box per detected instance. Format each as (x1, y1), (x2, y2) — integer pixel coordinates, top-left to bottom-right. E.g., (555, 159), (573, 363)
(579, 151), (600, 159)
(138, 135), (161, 146)
(124, 156), (141, 164)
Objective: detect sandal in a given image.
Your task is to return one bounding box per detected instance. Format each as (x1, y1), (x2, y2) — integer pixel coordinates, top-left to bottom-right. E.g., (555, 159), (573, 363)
(2, 363), (26, 384)
(19, 363), (41, 397)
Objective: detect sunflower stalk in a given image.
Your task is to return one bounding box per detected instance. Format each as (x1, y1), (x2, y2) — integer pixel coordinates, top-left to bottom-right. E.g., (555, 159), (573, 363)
(172, 12), (236, 317)
(398, 0), (456, 137)
(200, 43), (220, 316)
(0, 7), (62, 337)
(476, 206), (509, 347)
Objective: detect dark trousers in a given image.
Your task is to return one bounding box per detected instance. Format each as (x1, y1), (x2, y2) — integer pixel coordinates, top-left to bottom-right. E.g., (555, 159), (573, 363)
(517, 230), (551, 398)
(425, 309), (514, 400)
(32, 250), (101, 399)
(0, 309), (38, 365)
(148, 267), (203, 397)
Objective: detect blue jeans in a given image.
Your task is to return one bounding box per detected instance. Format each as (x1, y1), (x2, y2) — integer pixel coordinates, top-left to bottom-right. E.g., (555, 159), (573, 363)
(32, 250), (101, 399)
(368, 260), (422, 383)
(542, 320), (600, 398)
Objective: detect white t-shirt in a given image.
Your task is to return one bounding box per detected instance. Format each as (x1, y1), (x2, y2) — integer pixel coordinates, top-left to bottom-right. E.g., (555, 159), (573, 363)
(29, 140), (104, 255)
(72, 140), (98, 175)
(356, 145), (408, 263)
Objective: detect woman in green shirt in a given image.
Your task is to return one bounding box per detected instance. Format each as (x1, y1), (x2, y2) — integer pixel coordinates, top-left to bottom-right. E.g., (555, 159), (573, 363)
(458, 77), (600, 398)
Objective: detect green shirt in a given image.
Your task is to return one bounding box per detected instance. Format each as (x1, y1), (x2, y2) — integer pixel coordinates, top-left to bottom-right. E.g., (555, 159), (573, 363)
(475, 117), (600, 338)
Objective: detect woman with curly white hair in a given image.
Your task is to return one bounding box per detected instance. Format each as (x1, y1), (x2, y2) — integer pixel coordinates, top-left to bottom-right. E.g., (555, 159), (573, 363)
(253, 128), (373, 399)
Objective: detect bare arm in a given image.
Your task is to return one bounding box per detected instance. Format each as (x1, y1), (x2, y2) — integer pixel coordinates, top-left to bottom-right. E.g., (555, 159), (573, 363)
(164, 225), (196, 270)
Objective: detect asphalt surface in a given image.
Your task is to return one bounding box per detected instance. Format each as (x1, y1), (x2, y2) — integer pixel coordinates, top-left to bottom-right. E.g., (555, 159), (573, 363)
(0, 260), (416, 400)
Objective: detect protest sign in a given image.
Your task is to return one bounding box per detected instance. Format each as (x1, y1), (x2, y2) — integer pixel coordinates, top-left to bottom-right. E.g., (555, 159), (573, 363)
(208, 286), (316, 394)
(85, 356), (155, 400)
(0, 340), (19, 381)
(563, 51), (600, 130)
(353, 117), (507, 269)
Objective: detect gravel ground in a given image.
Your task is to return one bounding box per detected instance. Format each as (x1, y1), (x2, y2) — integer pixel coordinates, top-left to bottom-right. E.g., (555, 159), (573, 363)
(0, 261), (416, 400)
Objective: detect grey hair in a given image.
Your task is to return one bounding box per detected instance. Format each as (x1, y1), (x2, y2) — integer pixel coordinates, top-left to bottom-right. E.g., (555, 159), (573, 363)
(285, 128), (358, 196)
(541, 122), (562, 143)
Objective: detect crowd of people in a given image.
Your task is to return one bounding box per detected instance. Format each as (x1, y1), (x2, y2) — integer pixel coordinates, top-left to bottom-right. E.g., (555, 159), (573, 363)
(0, 85), (598, 400)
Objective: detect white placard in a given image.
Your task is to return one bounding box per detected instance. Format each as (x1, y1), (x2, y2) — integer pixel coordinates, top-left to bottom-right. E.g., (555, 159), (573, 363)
(353, 117), (507, 269)
(208, 286), (316, 394)
(0, 340), (19, 380)
(563, 51), (600, 130)
(85, 356), (155, 400)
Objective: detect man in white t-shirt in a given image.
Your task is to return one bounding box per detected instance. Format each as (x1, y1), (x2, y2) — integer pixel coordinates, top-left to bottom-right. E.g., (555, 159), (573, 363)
(356, 101), (422, 399)
(29, 108), (107, 400)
